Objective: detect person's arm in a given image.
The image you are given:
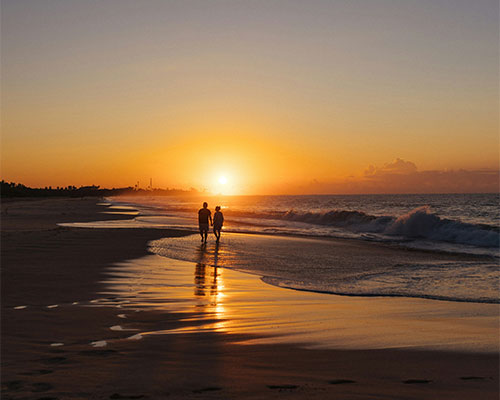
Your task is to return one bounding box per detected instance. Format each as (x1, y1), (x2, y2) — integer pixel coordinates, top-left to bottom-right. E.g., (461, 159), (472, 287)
(210, 212), (213, 225)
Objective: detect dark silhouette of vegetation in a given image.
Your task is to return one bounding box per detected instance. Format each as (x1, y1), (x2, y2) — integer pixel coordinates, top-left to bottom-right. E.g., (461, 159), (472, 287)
(1, 180), (199, 198)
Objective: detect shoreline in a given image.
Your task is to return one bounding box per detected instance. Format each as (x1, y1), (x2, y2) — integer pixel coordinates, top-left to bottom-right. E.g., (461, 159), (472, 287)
(102, 253), (499, 353)
(2, 198), (499, 399)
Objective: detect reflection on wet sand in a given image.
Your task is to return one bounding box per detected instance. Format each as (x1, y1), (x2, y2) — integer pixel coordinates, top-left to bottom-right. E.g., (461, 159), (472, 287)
(101, 238), (499, 352)
(192, 242), (226, 331)
(194, 243), (221, 305)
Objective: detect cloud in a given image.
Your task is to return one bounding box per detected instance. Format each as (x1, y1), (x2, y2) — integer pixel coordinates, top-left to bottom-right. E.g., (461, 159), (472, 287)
(292, 159), (499, 194)
(365, 158), (418, 176)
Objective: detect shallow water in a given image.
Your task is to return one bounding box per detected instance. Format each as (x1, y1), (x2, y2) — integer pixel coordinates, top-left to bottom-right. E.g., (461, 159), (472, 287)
(60, 195), (500, 304)
(99, 253), (499, 352)
(110, 193), (500, 256)
(149, 233), (499, 304)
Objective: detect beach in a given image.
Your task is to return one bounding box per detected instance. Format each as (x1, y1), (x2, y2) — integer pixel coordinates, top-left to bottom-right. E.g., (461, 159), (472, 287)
(1, 198), (499, 399)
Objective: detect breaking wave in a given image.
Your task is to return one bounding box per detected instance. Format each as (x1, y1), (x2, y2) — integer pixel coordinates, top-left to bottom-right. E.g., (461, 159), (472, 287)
(279, 206), (499, 248)
(105, 195), (499, 254)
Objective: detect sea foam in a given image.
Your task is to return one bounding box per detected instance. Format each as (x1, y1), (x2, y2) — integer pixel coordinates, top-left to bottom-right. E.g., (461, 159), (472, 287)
(279, 206), (499, 249)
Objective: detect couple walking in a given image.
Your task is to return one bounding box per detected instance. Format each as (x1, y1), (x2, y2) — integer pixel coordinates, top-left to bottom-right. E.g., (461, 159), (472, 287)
(198, 202), (224, 243)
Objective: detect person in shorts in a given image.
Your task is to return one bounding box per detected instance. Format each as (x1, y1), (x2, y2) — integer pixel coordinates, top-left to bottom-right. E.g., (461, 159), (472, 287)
(198, 202), (212, 243)
(213, 206), (224, 242)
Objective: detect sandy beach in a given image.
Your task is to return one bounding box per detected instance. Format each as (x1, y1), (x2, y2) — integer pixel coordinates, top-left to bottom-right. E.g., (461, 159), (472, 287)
(2, 198), (499, 399)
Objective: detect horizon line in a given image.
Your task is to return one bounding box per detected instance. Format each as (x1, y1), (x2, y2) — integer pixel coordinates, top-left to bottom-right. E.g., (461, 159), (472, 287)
(1, 180), (499, 197)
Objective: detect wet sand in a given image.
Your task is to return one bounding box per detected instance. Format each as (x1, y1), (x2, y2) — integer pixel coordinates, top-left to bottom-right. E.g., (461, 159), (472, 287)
(1, 198), (499, 399)
(103, 253), (499, 352)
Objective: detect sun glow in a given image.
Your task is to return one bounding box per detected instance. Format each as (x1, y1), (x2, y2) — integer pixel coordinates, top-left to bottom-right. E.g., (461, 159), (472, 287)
(214, 174), (233, 195)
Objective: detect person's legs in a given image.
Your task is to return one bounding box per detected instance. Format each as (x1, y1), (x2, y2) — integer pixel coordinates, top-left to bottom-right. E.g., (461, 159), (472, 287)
(200, 223), (209, 242)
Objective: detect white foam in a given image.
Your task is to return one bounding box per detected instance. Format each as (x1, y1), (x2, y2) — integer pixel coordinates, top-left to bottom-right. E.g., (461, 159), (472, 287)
(14, 305), (27, 310)
(90, 340), (108, 347)
(127, 334), (143, 340)
(117, 314), (127, 319)
(110, 325), (124, 331)
(46, 304), (59, 309)
(50, 343), (64, 347)
(72, 302), (79, 305)
(110, 325), (137, 331)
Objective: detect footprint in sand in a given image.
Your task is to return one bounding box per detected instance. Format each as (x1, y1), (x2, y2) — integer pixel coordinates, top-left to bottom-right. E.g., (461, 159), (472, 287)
(329, 379), (356, 384)
(192, 387), (222, 394)
(267, 385), (298, 390)
(20, 370), (53, 376)
(109, 393), (146, 399)
(3, 380), (24, 391)
(40, 357), (68, 365)
(460, 376), (490, 381)
(79, 349), (117, 357)
(31, 382), (53, 392)
(402, 379), (432, 384)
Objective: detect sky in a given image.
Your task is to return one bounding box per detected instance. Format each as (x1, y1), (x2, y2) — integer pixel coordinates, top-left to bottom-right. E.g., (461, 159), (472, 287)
(1, 0), (498, 194)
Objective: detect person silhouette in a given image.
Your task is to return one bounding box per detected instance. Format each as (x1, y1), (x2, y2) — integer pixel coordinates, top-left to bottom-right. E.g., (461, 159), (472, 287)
(198, 202), (212, 243)
(213, 206), (224, 242)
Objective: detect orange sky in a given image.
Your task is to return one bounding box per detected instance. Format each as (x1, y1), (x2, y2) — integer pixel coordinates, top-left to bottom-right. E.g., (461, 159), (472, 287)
(1, 1), (498, 194)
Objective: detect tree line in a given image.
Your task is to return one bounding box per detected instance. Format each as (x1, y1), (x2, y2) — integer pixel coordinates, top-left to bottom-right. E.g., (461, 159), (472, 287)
(1, 181), (199, 198)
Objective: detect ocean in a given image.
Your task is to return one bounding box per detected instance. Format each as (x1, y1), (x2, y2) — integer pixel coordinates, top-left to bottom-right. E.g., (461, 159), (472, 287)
(65, 193), (500, 304)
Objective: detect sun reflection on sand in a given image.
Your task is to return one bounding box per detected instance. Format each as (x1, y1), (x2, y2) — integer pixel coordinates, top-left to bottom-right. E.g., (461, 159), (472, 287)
(193, 242), (228, 331)
(100, 236), (499, 352)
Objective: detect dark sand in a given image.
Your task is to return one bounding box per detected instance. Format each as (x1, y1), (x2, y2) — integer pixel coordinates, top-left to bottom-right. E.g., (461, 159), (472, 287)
(1, 198), (498, 399)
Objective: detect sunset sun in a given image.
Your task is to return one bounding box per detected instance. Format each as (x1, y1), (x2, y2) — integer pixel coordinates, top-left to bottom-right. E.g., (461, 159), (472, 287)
(213, 174), (236, 195)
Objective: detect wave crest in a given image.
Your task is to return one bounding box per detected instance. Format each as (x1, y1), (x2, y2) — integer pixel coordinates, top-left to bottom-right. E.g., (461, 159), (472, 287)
(281, 206), (499, 248)
(385, 206), (499, 247)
